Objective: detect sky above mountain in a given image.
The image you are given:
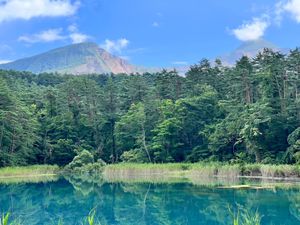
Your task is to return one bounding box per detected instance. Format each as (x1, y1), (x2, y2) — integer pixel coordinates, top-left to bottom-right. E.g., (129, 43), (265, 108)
(1, 0), (300, 67)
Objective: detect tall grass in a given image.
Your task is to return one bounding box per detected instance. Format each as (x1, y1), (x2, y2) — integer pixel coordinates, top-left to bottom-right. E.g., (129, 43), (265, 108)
(103, 162), (300, 185)
(103, 163), (192, 182)
(0, 165), (59, 178)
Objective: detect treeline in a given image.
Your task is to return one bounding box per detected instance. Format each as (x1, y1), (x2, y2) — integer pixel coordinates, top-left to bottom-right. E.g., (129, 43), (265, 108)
(0, 48), (299, 167)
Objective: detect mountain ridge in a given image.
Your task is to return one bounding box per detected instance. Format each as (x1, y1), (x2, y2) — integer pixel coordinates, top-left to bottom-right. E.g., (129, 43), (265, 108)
(0, 42), (143, 75)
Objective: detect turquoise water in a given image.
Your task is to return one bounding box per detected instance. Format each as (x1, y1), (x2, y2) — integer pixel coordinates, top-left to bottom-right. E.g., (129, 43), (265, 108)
(0, 178), (300, 224)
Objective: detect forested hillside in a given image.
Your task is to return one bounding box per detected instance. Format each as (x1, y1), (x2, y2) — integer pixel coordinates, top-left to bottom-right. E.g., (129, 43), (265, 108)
(0, 48), (299, 167)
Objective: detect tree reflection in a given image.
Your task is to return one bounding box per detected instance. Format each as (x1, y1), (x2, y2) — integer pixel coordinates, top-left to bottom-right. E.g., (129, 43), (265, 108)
(0, 179), (299, 224)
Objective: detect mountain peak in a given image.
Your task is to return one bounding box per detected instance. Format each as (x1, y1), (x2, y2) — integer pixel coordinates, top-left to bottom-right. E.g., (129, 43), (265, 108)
(236, 39), (278, 52)
(220, 39), (280, 65)
(0, 42), (139, 75)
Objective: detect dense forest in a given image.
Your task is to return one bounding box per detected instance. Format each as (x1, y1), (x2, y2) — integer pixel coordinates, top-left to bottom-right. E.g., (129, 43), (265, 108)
(0, 48), (299, 167)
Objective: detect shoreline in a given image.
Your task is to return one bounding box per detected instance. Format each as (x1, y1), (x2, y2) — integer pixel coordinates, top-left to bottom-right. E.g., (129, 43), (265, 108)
(0, 173), (58, 179)
(1, 163), (300, 183)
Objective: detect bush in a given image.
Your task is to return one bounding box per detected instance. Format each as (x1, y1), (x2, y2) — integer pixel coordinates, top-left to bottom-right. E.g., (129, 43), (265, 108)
(67, 150), (94, 170)
(64, 150), (106, 175)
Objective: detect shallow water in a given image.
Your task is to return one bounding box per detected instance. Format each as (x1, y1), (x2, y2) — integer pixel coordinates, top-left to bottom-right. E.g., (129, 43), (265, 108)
(0, 177), (300, 225)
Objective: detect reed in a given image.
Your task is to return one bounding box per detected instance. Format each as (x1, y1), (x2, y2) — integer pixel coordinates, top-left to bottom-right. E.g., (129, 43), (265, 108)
(104, 163), (300, 183)
(0, 165), (59, 178)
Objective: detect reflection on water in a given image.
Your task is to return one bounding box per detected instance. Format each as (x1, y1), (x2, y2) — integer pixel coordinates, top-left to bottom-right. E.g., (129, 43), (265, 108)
(0, 176), (300, 225)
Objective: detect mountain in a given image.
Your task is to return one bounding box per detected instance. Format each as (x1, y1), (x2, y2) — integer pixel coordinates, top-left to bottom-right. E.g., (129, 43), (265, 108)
(0, 42), (144, 74)
(220, 39), (282, 65)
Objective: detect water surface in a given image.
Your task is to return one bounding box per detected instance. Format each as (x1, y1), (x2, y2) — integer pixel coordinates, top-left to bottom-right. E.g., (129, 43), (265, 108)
(0, 177), (300, 224)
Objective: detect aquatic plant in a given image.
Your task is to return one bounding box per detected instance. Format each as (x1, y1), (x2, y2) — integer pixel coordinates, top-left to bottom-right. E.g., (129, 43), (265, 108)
(85, 210), (96, 225)
(1, 211), (101, 225)
(0, 213), (20, 225)
(230, 206), (262, 225)
(0, 213), (10, 225)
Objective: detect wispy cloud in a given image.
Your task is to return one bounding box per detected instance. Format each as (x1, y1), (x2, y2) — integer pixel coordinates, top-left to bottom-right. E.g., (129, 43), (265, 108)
(69, 33), (89, 43)
(119, 55), (130, 61)
(19, 25), (91, 44)
(172, 61), (188, 65)
(278, 0), (300, 23)
(68, 24), (90, 43)
(0, 44), (13, 54)
(0, 60), (12, 64)
(100, 38), (130, 54)
(18, 28), (66, 43)
(232, 17), (269, 41)
(152, 22), (159, 27)
(0, 0), (80, 23)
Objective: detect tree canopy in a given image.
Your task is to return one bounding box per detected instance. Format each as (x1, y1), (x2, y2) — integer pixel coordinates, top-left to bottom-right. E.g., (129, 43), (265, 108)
(0, 48), (300, 166)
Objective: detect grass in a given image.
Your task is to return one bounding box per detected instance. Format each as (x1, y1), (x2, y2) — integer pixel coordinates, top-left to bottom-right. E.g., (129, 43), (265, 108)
(0, 165), (60, 178)
(103, 162), (300, 184)
(1, 163), (300, 188)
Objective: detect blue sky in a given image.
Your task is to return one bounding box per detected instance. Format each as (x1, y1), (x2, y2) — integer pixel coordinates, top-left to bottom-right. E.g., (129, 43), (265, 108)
(1, 0), (300, 67)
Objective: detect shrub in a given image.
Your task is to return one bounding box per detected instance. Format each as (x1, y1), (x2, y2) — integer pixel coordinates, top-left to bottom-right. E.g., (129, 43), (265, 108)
(67, 150), (94, 170)
(64, 150), (106, 175)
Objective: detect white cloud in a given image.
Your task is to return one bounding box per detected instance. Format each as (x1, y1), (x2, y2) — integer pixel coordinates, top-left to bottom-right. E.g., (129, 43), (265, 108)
(18, 24), (90, 44)
(68, 24), (90, 43)
(232, 17), (269, 41)
(69, 32), (89, 43)
(100, 38), (130, 54)
(0, 0), (80, 23)
(68, 24), (78, 32)
(0, 60), (11, 64)
(280, 0), (300, 23)
(18, 28), (66, 43)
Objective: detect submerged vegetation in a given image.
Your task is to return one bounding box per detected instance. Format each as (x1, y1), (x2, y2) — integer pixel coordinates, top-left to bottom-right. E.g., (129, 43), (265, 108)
(1, 211), (101, 225)
(0, 205), (265, 225)
(1, 206), (263, 225)
(230, 207), (262, 225)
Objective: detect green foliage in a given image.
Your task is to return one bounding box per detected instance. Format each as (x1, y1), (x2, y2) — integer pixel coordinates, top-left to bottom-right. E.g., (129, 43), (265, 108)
(67, 150), (94, 169)
(0, 47), (300, 166)
(65, 150), (106, 175)
(120, 149), (148, 163)
(286, 127), (300, 163)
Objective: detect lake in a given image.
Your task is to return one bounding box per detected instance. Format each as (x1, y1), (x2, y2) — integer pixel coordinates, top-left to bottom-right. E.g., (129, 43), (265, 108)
(0, 176), (300, 225)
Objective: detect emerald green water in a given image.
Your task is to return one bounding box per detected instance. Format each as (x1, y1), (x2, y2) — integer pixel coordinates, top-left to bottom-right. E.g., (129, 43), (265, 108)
(0, 178), (300, 224)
